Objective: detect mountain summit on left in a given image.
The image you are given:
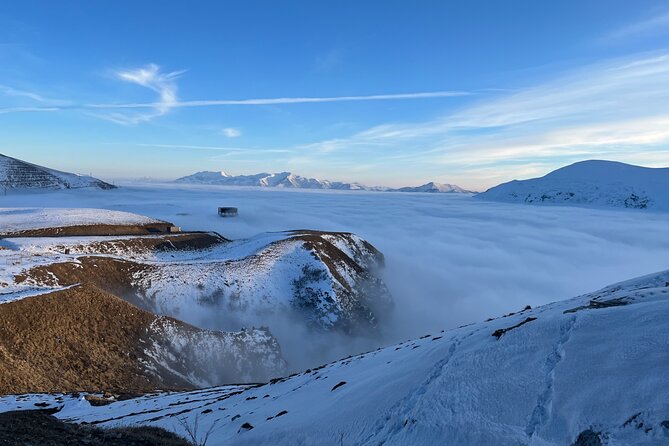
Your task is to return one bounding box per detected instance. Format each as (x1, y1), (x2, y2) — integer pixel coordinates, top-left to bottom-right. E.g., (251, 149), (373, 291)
(0, 153), (115, 190)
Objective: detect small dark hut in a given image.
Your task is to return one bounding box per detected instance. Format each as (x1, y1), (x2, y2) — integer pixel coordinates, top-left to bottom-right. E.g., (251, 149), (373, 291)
(218, 207), (238, 217)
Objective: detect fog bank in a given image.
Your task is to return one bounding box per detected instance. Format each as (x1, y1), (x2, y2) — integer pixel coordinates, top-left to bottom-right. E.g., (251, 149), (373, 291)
(4, 184), (669, 367)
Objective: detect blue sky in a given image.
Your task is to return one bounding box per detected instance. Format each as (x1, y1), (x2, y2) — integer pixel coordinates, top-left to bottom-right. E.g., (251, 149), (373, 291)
(1, 0), (669, 189)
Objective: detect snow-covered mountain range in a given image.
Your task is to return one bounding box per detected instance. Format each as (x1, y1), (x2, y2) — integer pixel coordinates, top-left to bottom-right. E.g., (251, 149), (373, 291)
(175, 171), (472, 193)
(477, 160), (669, 210)
(175, 171), (380, 190)
(3, 267), (668, 445)
(0, 154), (115, 190)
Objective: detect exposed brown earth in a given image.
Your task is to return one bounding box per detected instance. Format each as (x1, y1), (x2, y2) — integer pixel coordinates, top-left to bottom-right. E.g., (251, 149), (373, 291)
(0, 410), (191, 446)
(3, 222), (178, 237)
(66, 232), (228, 254)
(287, 230), (385, 292)
(0, 284), (185, 394)
(14, 232), (228, 310)
(0, 283), (284, 395)
(15, 256), (149, 309)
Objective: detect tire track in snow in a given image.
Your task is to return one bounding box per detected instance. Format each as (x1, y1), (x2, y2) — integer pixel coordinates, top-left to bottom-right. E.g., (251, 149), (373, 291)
(359, 328), (480, 445)
(524, 315), (577, 440)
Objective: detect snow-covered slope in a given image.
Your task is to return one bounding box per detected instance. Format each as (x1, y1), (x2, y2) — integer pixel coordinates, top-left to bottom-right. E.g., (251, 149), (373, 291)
(396, 182), (473, 193)
(131, 231), (391, 333)
(0, 208), (162, 235)
(175, 171), (471, 193)
(4, 268), (668, 445)
(477, 160), (669, 210)
(143, 317), (285, 387)
(0, 154), (115, 190)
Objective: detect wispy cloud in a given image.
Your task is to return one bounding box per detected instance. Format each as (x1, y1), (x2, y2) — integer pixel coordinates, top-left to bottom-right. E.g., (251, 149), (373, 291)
(93, 64), (185, 125)
(222, 127), (241, 138)
(0, 60), (469, 124)
(90, 90), (470, 109)
(607, 10), (669, 40)
(0, 84), (48, 102)
(0, 106), (60, 114)
(0, 83), (71, 109)
(0, 90), (469, 114)
(313, 48), (343, 73)
(285, 51), (669, 187)
(135, 143), (292, 154)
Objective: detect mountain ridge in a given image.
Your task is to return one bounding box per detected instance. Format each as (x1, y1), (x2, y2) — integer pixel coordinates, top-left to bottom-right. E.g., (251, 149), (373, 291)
(176, 170), (473, 193)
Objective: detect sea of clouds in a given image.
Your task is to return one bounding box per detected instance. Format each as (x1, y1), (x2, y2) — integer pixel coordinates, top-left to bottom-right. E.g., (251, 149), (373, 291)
(4, 184), (669, 367)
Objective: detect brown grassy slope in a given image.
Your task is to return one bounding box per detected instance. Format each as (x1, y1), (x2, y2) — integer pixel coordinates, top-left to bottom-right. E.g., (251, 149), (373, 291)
(72, 231), (228, 253)
(2, 222), (178, 237)
(15, 257), (149, 308)
(14, 232), (227, 311)
(0, 284), (188, 395)
(0, 410), (191, 446)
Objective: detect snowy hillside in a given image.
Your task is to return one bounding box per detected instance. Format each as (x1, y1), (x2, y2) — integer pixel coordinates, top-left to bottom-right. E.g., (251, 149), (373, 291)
(396, 181), (473, 193)
(5, 229), (391, 335)
(129, 231), (392, 334)
(0, 154), (115, 190)
(175, 170), (471, 193)
(0, 208), (162, 235)
(477, 160), (669, 210)
(3, 268), (668, 445)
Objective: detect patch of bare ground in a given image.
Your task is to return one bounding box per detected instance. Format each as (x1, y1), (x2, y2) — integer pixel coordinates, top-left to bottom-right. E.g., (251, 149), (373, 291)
(0, 410), (191, 446)
(3, 222), (177, 237)
(14, 233), (228, 310)
(288, 229), (383, 260)
(280, 230), (384, 288)
(15, 256), (150, 309)
(0, 284), (192, 395)
(73, 232), (228, 255)
(0, 282), (285, 395)
(292, 235), (364, 290)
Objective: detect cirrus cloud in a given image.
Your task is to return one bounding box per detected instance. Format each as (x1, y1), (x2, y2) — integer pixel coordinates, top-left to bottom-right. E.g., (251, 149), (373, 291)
(94, 64), (185, 125)
(287, 51), (669, 189)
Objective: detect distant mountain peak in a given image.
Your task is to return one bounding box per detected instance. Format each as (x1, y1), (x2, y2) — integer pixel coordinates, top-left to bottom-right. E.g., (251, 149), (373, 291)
(397, 182), (474, 193)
